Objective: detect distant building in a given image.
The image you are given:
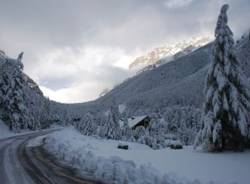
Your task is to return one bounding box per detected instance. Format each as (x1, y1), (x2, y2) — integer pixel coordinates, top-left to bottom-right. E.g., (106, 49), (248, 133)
(120, 115), (151, 130)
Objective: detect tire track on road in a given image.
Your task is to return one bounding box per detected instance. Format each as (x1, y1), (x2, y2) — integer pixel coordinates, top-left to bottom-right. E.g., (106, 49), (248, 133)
(0, 130), (101, 184)
(0, 139), (14, 184)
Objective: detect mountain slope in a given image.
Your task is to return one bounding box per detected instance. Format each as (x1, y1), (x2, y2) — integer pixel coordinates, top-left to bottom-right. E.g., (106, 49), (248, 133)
(96, 43), (211, 109)
(91, 36), (250, 115)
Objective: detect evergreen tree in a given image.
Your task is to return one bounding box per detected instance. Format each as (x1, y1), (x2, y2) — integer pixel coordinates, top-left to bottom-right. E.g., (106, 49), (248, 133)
(17, 52), (24, 69)
(0, 58), (31, 131)
(105, 111), (122, 140)
(82, 113), (97, 136)
(110, 100), (120, 127)
(101, 100), (122, 139)
(121, 114), (133, 141)
(196, 4), (250, 151)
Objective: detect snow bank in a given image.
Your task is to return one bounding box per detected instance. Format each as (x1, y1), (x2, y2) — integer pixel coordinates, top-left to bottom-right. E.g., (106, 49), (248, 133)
(44, 128), (197, 184)
(44, 128), (250, 184)
(27, 135), (47, 147)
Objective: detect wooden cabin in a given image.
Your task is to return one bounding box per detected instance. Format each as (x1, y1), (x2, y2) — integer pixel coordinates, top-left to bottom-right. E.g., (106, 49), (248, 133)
(120, 115), (151, 130)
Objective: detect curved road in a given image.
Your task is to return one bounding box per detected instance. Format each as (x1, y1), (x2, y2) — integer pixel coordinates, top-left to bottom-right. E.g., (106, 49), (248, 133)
(0, 130), (100, 184)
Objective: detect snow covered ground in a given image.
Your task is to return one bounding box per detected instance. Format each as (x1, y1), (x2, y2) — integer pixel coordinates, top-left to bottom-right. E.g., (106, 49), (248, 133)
(44, 127), (250, 184)
(0, 119), (62, 140)
(0, 119), (14, 139)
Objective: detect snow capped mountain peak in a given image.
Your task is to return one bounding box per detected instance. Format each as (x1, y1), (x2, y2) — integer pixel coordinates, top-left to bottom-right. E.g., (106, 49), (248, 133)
(129, 36), (212, 72)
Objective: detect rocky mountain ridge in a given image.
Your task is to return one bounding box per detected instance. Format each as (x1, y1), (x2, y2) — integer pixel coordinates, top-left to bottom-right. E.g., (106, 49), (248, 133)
(129, 36), (212, 72)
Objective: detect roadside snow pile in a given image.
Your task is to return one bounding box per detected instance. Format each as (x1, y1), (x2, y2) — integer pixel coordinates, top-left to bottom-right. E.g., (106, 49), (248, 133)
(44, 128), (171, 184)
(44, 128), (250, 184)
(27, 135), (47, 147)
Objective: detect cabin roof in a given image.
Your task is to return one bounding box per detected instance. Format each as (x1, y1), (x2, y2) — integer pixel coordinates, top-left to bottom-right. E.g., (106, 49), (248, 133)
(119, 115), (148, 128)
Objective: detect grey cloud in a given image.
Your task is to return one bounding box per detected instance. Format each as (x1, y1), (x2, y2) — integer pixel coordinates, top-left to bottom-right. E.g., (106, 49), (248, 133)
(1, 0), (249, 55)
(0, 0), (249, 102)
(39, 65), (130, 90)
(41, 64), (130, 91)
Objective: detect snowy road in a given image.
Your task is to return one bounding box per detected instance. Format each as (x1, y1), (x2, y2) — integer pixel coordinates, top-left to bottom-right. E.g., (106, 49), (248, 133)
(0, 130), (100, 184)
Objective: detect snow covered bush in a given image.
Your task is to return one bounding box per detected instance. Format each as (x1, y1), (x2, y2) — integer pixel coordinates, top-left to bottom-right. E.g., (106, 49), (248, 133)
(196, 4), (250, 151)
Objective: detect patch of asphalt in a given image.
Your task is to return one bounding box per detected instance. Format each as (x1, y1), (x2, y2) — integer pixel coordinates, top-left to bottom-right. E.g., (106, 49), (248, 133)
(18, 130), (102, 184)
(0, 129), (103, 184)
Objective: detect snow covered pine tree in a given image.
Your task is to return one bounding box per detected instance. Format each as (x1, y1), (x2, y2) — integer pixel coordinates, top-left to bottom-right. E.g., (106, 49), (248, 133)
(195, 4), (250, 151)
(101, 101), (122, 139)
(0, 52), (34, 131)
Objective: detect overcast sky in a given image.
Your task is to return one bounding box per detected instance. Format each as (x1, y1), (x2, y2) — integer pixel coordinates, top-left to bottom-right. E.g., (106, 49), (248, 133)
(0, 0), (249, 103)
